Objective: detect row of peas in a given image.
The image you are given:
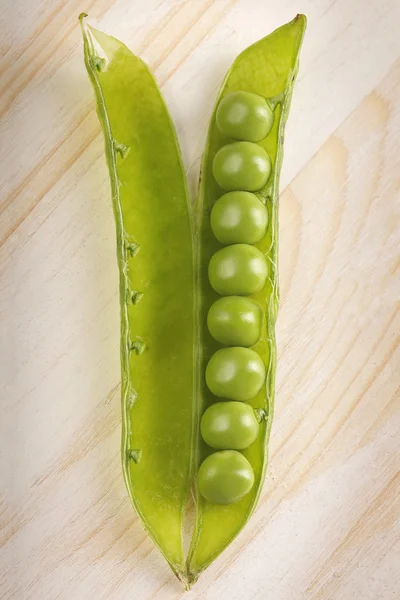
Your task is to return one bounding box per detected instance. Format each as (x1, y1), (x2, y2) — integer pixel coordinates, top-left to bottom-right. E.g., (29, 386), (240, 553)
(197, 91), (275, 505)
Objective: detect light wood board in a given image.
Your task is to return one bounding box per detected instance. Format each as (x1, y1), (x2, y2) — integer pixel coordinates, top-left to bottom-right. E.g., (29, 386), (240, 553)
(1, 1), (399, 598)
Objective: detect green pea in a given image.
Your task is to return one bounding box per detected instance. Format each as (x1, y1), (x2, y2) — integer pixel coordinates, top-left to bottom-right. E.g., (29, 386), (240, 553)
(216, 91), (274, 142)
(208, 244), (268, 296)
(201, 402), (259, 450)
(198, 450), (255, 504)
(212, 142), (271, 192)
(211, 191), (268, 244)
(207, 296), (263, 347)
(205, 347), (266, 401)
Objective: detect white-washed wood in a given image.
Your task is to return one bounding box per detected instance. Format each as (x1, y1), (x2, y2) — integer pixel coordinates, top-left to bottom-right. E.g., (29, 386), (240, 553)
(1, 1), (399, 599)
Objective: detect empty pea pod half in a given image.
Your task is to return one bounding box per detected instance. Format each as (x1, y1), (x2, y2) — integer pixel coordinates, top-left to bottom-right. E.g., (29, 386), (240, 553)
(80, 13), (306, 587)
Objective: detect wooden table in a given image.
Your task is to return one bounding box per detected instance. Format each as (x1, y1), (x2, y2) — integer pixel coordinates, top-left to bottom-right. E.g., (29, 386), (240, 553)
(1, 1), (399, 598)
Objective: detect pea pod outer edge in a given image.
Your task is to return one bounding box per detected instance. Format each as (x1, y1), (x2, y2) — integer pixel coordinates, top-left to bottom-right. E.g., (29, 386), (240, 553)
(186, 14), (307, 583)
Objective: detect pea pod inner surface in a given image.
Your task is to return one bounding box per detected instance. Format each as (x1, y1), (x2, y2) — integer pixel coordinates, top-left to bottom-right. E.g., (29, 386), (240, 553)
(81, 15), (194, 580)
(188, 15), (306, 581)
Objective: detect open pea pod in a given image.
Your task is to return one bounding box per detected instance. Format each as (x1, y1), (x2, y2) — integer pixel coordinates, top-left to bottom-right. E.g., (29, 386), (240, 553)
(187, 15), (307, 582)
(80, 15), (194, 580)
(80, 13), (306, 587)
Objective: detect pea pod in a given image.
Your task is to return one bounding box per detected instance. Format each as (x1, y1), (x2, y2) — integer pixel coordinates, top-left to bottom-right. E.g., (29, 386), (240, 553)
(80, 15), (194, 580)
(80, 13), (306, 587)
(188, 15), (306, 581)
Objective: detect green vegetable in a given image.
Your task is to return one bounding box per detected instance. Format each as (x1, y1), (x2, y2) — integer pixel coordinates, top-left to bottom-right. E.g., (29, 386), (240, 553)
(216, 90), (274, 141)
(81, 12), (306, 587)
(201, 401), (260, 450)
(207, 296), (263, 347)
(210, 191), (268, 244)
(205, 347), (266, 401)
(189, 14), (306, 582)
(213, 141), (271, 191)
(208, 244), (268, 295)
(80, 15), (194, 581)
(198, 451), (255, 505)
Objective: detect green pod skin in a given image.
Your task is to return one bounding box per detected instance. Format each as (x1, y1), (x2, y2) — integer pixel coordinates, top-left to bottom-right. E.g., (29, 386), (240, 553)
(80, 16), (194, 581)
(188, 15), (307, 583)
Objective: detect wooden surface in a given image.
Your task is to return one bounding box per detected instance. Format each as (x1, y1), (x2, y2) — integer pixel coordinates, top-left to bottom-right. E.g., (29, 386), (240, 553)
(1, 1), (399, 598)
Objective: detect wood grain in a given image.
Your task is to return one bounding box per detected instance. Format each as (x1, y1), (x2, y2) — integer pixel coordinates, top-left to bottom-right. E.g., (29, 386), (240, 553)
(1, 1), (399, 599)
